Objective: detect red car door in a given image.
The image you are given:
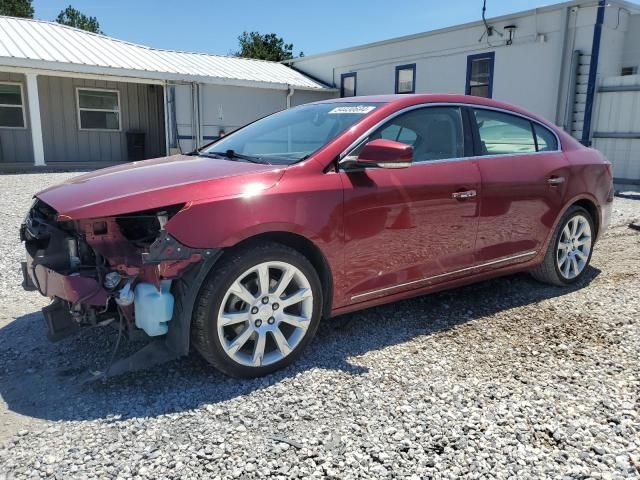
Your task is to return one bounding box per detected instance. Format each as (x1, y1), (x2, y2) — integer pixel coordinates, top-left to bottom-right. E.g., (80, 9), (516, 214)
(470, 107), (570, 267)
(339, 106), (481, 305)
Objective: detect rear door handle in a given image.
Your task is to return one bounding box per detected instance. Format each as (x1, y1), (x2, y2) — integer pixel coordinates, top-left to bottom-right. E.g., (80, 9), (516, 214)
(452, 190), (477, 200)
(547, 176), (565, 185)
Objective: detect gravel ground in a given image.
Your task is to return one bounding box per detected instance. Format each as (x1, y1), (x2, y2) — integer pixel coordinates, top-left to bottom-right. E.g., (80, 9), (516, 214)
(0, 172), (639, 479)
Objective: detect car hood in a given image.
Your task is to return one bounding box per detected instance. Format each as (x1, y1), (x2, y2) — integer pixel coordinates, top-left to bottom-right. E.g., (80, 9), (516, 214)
(36, 154), (285, 219)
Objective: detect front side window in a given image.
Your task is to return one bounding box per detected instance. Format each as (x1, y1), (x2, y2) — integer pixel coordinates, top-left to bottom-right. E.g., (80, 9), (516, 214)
(474, 109), (536, 155)
(369, 107), (464, 162)
(341, 73), (357, 97)
(202, 102), (381, 164)
(77, 88), (120, 130)
(466, 52), (494, 98)
(0, 82), (25, 128)
(395, 64), (416, 94)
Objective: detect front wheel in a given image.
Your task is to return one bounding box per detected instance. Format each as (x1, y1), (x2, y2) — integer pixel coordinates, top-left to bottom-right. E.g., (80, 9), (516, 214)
(191, 242), (323, 378)
(531, 205), (594, 286)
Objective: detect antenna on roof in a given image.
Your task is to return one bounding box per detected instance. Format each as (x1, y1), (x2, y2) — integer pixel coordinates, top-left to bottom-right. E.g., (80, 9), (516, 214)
(478, 0), (503, 45)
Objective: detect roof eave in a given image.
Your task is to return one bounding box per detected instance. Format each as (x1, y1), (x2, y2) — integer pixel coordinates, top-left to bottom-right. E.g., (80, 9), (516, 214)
(0, 57), (335, 91)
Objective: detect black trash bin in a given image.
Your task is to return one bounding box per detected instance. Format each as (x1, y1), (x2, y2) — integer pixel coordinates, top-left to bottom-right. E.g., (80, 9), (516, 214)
(126, 131), (146, 161)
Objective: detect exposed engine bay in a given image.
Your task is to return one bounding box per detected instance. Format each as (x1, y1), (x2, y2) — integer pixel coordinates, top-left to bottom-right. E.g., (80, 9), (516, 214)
(20, 198), (219, 375)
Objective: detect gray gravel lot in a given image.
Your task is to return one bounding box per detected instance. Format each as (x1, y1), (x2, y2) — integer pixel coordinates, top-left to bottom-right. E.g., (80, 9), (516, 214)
(0, 172), (639, 479)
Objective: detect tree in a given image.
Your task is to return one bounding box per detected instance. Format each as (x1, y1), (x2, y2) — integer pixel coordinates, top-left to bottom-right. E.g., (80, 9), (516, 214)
(0, 0), (34, 18)
(235, 31), (301, 62)
(55, 5), (102, 34)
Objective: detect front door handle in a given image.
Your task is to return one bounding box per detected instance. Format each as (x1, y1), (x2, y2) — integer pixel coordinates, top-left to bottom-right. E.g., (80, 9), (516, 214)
(547, 176), (565, 185)
(452, 190), (477, 200)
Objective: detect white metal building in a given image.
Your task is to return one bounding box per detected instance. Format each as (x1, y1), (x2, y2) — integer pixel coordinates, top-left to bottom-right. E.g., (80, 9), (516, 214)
(287, 0), (640, 185)
(0, 16), (335, 169)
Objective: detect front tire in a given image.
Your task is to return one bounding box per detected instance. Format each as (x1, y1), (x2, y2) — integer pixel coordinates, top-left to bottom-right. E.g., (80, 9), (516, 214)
(531, 205), (594, 286)
(191, 242), (323, 378)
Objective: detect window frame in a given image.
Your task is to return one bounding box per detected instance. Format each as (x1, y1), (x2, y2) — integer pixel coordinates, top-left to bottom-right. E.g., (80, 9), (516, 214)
(338, 103), (561, 168)
(340, 72), (357, 98)
(0, 81), (27, 130)
(76, 87), (122, 132)
(468, 106), (560, 157)
(465, 52), (495, 98)
(395, 63), (416, 94)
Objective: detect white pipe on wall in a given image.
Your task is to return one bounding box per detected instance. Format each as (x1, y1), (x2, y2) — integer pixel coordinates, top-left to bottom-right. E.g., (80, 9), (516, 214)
(25, 72), (45, 166)
(286, 85), (294, 108)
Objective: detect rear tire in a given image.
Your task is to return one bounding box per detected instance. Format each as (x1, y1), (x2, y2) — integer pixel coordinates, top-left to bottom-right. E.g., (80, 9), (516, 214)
(531, 205), (594, 286)
(191, 242), (323, 378)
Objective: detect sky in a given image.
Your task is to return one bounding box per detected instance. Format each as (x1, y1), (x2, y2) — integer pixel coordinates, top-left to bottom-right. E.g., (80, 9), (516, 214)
(32, 0), (562, 57)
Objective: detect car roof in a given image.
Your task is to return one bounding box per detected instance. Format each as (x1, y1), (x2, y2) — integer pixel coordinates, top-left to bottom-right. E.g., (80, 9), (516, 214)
(313, 94), (558, 131)
(316, 93), (512, 109)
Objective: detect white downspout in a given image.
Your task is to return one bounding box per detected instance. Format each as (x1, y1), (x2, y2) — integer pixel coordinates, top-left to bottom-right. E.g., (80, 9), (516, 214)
(286, 85), (294, 109)
(25, 73), (45, 166)
(286, 85), (294, 152)
(162, 82), (170, 156)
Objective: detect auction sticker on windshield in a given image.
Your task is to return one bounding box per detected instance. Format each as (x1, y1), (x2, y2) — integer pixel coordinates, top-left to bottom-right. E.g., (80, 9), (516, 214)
(328, 106), (377, 114)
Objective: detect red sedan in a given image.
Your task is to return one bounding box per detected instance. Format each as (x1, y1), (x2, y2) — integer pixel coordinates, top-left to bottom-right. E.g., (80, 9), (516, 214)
(21, 94), (613, 378)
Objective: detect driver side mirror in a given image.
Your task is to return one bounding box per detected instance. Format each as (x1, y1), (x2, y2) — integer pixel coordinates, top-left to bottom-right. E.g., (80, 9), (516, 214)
(354, 138), (413, 169)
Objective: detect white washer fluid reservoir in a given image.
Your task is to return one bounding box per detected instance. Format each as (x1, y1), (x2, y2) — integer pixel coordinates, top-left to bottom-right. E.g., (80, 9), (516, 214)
(134, 280), (174, 336)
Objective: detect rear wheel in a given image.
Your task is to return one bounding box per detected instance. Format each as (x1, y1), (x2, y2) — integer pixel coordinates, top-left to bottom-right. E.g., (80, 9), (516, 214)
(191, 242), (322, 378)
(531, 205), (594, 286)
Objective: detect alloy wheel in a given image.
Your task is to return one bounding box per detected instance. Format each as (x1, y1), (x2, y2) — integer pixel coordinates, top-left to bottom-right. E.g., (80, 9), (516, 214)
(556, 214), (592, 280)
(217, 261), (314, 367)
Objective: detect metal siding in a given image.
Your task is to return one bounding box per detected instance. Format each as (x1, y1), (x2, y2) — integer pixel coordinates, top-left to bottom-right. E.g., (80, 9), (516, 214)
(592, 75), (640, 181)
(0, 16), (329, 91)
(0, 71), (32, 163)
(35, 75), (165, 163)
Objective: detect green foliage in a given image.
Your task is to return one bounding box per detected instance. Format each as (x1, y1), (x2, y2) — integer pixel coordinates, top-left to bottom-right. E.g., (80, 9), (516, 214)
(55, 5), (102, 34)
(235, 31), (301, 62)
(0, 0), (34, 18)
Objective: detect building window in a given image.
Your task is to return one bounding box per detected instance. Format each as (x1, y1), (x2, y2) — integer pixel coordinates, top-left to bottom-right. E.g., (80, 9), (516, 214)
(621, 66), (638, 76)
(0, 82), (26, 128)
(466, 52), (495, 98)
(341, 73), (357, 97)
(395, 64), (416, 94)
(77, 88), (121, 130)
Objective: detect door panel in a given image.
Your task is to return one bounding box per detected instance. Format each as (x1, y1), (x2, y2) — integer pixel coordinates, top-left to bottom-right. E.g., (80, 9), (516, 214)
(341, 159), (481, 302)
(476, 153), (570, 262)
(472, 108), (570, 264)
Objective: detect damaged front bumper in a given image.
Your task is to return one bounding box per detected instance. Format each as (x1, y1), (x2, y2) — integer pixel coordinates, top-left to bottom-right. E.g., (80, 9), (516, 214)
(20, 198), (221, 376)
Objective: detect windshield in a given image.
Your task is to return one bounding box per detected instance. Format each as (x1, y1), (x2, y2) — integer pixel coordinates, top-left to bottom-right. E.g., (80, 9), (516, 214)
(200, 102), (382, 165)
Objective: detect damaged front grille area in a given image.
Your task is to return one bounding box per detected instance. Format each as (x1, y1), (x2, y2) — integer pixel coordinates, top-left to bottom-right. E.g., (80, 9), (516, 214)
(22, 199), (100, 278)
(115, 204), (184, 247)
(21, 199), (215, 344)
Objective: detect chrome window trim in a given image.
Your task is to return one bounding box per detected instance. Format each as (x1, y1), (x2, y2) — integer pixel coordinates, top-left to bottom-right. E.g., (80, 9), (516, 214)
(338, 102), (561, 166)
(350, 250), (537, 301)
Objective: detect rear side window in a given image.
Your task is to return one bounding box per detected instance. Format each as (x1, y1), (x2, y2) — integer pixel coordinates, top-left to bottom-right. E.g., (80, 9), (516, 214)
(370, 107), (464, 162)
(534, 123), (558, 151)
(473, 109), (536, 155)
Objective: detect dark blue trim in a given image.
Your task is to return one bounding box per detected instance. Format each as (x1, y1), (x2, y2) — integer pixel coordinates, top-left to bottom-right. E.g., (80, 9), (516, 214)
(465, 51), (495, 98)
(340, 72), (357, 97)
(395, 63), (416, 94)
(582, 0), (606, 146)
